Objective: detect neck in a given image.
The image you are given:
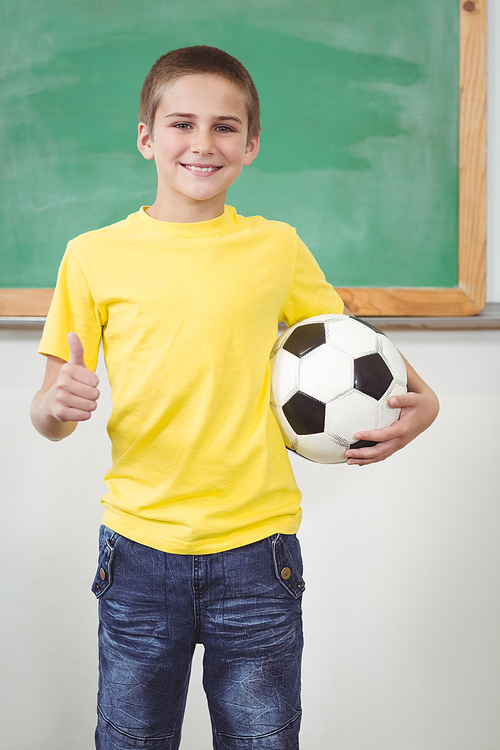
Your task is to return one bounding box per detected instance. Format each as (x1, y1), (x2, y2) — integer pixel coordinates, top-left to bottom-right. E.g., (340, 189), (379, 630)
(147, 192), (227, 224)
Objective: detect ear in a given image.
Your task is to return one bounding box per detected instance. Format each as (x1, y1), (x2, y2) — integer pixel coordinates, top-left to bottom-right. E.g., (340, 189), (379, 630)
(243, 134), (260, 166)
(137, 122), (155, 160)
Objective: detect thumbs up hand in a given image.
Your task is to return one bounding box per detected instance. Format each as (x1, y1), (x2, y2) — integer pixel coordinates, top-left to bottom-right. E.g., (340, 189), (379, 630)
(68, 331), (86, 367)
(50, 332), (100, 423)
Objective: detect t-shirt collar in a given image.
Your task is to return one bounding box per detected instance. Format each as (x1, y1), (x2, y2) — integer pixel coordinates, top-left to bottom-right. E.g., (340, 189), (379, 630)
(135, 205), (233, 237)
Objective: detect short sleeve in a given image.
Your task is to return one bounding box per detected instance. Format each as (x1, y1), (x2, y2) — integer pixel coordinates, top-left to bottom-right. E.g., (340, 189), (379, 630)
(38, 244), (103, 371)
(281, 237), (344, 326)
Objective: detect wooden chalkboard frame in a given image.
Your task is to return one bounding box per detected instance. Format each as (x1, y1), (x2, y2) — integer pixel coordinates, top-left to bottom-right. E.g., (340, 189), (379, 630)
(0, 1), (487, 318)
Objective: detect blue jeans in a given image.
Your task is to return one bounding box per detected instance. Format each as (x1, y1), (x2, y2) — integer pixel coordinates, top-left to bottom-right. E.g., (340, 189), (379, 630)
(92, 526), (305, 749)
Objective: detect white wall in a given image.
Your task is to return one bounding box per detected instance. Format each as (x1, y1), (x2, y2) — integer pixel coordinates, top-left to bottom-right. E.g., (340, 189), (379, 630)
(2, 327), (499, 750)
(1, 4), (500, 748)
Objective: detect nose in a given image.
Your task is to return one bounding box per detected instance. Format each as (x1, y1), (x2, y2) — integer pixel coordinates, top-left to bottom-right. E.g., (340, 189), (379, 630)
(190, 127), (215, 156)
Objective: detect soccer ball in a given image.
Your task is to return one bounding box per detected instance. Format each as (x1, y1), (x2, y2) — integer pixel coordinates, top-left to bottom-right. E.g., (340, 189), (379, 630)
(270, 314), (407, 464)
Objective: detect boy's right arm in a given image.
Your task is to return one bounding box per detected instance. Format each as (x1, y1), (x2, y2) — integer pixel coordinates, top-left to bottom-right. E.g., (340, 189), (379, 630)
(30, 332), (100, 441)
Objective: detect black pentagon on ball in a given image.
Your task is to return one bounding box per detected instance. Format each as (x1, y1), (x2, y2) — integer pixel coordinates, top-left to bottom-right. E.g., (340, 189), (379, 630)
(283, 391), (326, 435)
(353, 352), (393, 400)
(283, 323), (326, 358)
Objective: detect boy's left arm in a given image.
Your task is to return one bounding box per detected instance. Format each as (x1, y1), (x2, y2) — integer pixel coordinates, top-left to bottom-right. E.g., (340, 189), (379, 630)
(343, 354), (439, 467)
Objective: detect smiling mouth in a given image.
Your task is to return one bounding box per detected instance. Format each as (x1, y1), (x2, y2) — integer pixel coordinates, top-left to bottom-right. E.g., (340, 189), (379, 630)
(181, 164), (223, 174)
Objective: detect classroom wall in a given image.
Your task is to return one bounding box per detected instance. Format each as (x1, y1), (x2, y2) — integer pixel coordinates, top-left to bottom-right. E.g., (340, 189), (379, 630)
(1, 6), (499, 749)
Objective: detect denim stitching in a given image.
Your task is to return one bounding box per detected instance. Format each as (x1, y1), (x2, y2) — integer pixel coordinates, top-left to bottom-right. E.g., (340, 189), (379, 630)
(97, 705), (176, 742)
(215, 709), (301, 740)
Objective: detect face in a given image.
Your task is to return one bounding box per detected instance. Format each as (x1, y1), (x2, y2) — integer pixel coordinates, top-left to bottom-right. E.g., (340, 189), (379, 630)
(138, 74), (260, 221)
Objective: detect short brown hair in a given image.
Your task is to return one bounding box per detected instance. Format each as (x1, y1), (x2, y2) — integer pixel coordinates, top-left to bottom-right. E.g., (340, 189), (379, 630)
(139, 46), (261, 144)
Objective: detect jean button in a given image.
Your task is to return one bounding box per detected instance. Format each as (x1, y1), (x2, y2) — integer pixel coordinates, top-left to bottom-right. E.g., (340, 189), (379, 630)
(100, 568), (106, 580)
(281, 567), (291, 580)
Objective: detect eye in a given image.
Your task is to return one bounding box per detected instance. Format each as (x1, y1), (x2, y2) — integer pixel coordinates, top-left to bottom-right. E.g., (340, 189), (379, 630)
(173, 122), (192, 129)
(215, 125), (235, 133)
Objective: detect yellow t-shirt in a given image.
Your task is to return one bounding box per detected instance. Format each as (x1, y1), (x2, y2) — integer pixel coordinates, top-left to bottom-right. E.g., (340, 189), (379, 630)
(39, 206), (344, 554)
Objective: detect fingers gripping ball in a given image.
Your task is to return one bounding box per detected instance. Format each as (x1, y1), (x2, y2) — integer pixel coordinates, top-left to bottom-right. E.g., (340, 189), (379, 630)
(270, 314), (407, 464)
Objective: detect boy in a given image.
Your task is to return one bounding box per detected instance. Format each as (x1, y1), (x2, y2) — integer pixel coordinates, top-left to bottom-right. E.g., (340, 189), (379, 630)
(31, 46), (438, 750)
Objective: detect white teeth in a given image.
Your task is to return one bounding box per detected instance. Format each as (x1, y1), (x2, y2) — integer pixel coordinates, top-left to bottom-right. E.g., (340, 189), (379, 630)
(184, 165), (219, 172)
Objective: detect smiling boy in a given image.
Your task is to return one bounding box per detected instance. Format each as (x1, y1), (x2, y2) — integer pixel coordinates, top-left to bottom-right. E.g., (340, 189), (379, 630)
(137, 73), (259, 222)
(31, 46), (438, 750)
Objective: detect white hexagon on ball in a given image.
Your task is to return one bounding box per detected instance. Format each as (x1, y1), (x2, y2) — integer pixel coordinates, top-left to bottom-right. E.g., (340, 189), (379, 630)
(378, 335), (408, 384)
(325, 389), (380, 443)
(270, 349), (300, 407)
(299, 345), (353, 403)
(325, 316), (378, 357)
(377, 381), (407, 430)
(296, 432), (348, 464)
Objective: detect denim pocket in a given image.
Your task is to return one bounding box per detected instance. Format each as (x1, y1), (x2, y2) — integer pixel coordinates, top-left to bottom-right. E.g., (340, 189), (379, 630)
(271, 534), (306, 598)
(91, 526), (119, 599)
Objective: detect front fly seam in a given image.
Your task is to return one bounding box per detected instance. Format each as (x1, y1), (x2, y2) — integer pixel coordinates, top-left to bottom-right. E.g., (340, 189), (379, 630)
(192, 555), (201, 642)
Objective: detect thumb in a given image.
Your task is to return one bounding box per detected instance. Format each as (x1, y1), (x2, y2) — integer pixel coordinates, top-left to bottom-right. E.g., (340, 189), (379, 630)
(67, 332), (86, 368)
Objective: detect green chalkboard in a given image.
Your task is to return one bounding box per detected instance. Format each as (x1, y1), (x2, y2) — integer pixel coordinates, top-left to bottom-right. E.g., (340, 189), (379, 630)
(1, 0), (482, 315)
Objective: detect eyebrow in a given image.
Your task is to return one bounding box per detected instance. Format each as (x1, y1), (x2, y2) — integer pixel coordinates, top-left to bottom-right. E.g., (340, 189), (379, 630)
(164, 112), (243, 125)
